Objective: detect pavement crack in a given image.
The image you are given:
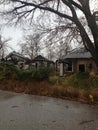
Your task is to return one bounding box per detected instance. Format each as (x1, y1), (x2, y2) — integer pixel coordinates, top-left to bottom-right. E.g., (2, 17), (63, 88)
(52, 120), (56, 123)
(79, 120), (94, 125)
(11, 105), (19, 108)
(10, 120), (15, 122)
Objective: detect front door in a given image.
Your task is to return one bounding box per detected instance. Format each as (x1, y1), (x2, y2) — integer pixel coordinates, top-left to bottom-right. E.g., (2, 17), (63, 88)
(79, 64), (85, 72)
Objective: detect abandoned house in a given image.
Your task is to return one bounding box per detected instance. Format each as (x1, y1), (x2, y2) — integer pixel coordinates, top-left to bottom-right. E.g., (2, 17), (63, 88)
(5, 51), (30, 70)
(58, 47), (98, 76)
(4, 52), (54, 70)
(30, 55), (55, 69)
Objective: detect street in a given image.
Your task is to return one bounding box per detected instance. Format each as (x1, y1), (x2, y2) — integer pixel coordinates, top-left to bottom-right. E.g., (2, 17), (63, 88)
(0, 90), (98, 130)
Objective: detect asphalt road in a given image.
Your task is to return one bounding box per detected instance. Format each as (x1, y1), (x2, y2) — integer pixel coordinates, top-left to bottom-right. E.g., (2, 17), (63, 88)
(0, 90), (98, 130)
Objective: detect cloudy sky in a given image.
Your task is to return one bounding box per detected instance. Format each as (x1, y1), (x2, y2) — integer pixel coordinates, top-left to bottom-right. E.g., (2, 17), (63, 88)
(0, 0), (98, 53)
(1, 26), (23, 52)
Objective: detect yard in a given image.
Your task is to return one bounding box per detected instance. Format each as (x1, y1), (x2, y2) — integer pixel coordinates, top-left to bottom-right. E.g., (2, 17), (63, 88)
(0, 62), (98, 106)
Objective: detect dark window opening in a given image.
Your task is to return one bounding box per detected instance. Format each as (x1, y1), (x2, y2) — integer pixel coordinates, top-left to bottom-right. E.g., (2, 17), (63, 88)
(64, 62), (72, 72)
(19, 63), (24, 69)
(88, 63), (93, 70)
(68, 63), (72, 71)
(79, 64), (85, 72)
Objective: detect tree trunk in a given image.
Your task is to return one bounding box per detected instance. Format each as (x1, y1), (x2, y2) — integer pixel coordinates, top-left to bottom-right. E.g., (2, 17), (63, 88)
(91, 48), (98, 67)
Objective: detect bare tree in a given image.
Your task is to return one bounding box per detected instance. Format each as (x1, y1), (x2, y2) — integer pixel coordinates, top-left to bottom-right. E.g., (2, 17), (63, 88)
(29, 18), (81, 59)
(0, 35), (11, 60)
(1, 0), (98, 66)
(34, 19), (82, 59)
(19, 34), (41, 59)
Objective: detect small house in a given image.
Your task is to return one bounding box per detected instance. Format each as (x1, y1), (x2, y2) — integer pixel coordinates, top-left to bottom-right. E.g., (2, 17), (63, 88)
(58, 48), (98, 76)
(5, 51), (30, 70)
(4, 52), (54, 70)
(30, 55), (54, 69)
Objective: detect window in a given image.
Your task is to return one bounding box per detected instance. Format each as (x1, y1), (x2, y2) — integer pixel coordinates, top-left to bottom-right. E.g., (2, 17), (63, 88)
(88, 63), (93, 70)
(19, 62), (24, 69)
(68, 63), (72, 71)
(65, 62), (73, 72)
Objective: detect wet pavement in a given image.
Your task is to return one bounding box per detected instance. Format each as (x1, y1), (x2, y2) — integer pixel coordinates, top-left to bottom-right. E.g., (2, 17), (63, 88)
(0, 90), (98, 130)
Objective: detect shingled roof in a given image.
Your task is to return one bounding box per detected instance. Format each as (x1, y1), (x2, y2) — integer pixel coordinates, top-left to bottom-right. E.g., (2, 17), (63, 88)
(64, 47), (92, 59)
(5, 51), (25, 59)
(5, 51), (30, 62)
(33, 55), (54, 63)
(33, 55), (48, 61)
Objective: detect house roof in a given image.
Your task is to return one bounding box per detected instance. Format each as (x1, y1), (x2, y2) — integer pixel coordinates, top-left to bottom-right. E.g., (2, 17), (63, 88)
(33, 55), (54, 63)
(64, 47), (92, 59)
(5, 51), (29, 61)
(6, 51), (23, 58)
(33, 55), (48, 61)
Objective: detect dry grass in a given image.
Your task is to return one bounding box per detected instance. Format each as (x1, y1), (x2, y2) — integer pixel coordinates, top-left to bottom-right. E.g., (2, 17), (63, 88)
(1, 63), (98, 105)
(0, 77), (98, 105)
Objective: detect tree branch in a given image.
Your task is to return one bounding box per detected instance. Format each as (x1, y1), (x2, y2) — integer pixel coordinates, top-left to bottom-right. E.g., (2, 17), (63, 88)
(10, 0), (74, 21)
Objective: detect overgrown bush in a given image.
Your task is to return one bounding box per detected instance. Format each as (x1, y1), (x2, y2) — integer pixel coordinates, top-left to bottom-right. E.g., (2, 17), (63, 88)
(75, 72), (89, 79)
(17, 70), (33, 80)
(0, 62), (17, 80)
(89, 76), (98, 88)
(68, 72), (98, 89)
(48, 76), (65, 85)
(0, 62), (52, 81)
(69, 72), (89, 89)
(32, 68), (51, 80)
(48, 76), (59, 84)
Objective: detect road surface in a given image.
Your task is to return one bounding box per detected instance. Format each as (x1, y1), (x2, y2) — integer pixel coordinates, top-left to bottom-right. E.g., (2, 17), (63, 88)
(0, 90), (98, 130)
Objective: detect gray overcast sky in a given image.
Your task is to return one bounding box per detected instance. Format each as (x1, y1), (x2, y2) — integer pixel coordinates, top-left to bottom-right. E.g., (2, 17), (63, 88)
(0, 0), (98, 53)
(1, 26), (23, 52)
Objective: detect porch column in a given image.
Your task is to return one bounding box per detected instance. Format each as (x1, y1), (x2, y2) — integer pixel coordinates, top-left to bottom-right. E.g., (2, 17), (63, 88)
(72, 62), (74, 72)
(60, 63), (64, 76)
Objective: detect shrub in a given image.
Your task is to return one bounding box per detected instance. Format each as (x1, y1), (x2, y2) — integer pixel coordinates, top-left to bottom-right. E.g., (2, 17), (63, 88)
(75, 72), (89, 79)
(32, 68), (51, 80)
(0, 62), (17, 79)
(48, 76), (59, 84)
(69, 72), (89, 89)
(17, 70), (33, 80)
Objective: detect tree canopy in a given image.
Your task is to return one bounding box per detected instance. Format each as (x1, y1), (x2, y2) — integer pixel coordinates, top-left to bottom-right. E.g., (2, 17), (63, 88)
(0, 0), (98, 65)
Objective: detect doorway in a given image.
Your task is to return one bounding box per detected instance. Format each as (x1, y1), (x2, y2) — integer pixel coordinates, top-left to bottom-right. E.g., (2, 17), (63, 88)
(79, 64), (85, 72)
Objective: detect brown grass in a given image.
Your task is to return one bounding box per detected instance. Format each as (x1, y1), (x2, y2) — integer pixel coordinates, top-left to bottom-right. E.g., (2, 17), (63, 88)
(0, 78), (98, 106)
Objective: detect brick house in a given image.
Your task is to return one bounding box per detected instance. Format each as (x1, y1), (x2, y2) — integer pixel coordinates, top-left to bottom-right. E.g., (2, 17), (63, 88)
(58, 48), (98, 76)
